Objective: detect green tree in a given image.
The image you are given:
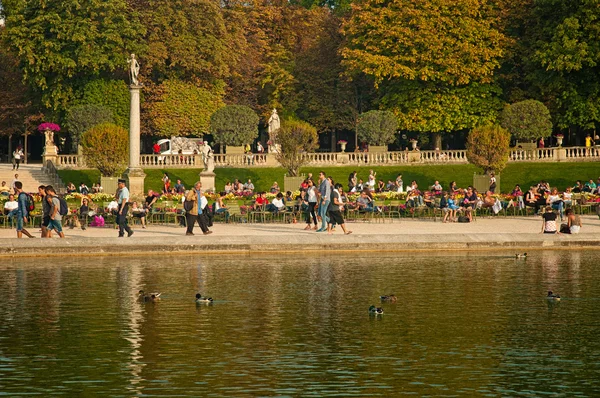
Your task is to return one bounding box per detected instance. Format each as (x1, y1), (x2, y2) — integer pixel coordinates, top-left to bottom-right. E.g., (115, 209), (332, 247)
(2, 0), (144, 110)
(209, 105), (259, 147)
(342, 0), (506, 148)
(77, 79), (130, 129)
(145, 80), (224, 137)
(81, 123), (129, 177)
(64, 105), (114, 153)
(356, 110), (398, 146)
(466, 125), (511, 174)
(275, 119), (319, 176)
(500, 100), (552, 142)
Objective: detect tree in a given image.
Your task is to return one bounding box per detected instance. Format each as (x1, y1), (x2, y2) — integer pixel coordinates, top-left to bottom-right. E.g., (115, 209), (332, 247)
(466, 125), (511, 174)
(209, 105), (259, 146)
(145, 80), (224, 137)
(342, 0), (506, 148)
(500, 100), (552, 142)
(356, 110), (398, 146)
(64, 105), (114, 153)
(80, 123), (129, 177)
(77, 79), (130, 129)
(275, 119), (319, 176)
(2, 0), (144, 109)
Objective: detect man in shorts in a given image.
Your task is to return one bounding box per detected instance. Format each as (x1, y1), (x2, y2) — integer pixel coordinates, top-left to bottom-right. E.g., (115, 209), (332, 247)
(46, 186), (65, 238)
(14, 181), (34, 238)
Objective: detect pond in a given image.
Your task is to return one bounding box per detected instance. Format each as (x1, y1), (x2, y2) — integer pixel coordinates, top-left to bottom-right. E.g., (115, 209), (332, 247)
(0, 252), (599, 396)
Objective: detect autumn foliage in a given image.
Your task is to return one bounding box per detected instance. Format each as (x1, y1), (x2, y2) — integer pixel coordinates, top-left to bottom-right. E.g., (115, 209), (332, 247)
(80, 123), (129, 177)
(466, 125), (511, 174)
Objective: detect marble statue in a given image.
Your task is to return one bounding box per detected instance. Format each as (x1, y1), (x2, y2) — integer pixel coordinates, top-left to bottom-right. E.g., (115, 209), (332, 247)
(127, 54), (140, 85)
(267, 108), (280, 153)
(201, 141), (215, 173)
(44, 130), (54, 146)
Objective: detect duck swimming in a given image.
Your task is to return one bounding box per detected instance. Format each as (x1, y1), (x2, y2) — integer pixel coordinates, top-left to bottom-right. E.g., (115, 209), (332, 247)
(515, 253), (528, 259)
(138, 290), (161, 302)
(195, 293), (214, 303)
(380, 294), (397, 302)
(547, 291), (561, 300)
(369, 305), (384, 314)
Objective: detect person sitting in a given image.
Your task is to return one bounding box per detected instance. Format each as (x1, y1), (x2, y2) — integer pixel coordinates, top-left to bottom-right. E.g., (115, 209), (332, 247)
(270, 181), (281, 194)
(376, 180), (385, 193)
(547, 188), (564, 220)
(266, 192), (285, 213)
(91, 183), (101, 193)
(234, 179), (244, 193)
(355, 179), (364, 192)
(131, 201), (147, 228)
(541, 206), (558, 234)
(174, 179), (185, 194)
(75, 197), (91, 230)
(563, 186), (573, 207)
(106, 199), (119, 215)
(430, 180), (443, 195)
(0, 181), (10, 196)
(285, 190), (294, 204)
(482, 191), (503, 214)
(537, 180), (550, 195)
(243, 179), (255, 193)
(224, 181), (233, 194)
(443, 193), (460, 223)
(66, 182), (76, 194)
(214, 192), (230, 222)
(572, 180), (583, 193)
(78, 182), (89, 195)
(145, 190), (158, 210)
(4, 194), (18, 226)
(367, 174), (376, 192)
(525, 186), (545, 214)
(448, 181), (458, 194)
(386, 180), (396, 191)
(566, 208), (582, 233)
(583, 179), (596, 193)
(254, 192), (269, 210)
(423, 191), (434, 208)
(511, 184), (523, 197)
(356, 191), (374, 212)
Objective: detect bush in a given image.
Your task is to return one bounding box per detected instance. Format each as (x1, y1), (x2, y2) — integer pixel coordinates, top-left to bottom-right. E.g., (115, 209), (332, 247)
(356, 110), (398, 146)
(275, 119), (319, 176)
(64, 104), (114, 152)
(81, 123), (129, 177)
(500, 100), (552, 142)
(466, 125), (511, 174)
(209, 105), (259, 146)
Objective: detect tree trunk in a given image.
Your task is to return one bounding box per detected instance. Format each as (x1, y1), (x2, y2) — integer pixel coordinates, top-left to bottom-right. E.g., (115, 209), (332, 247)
(432, 132), (442, 150)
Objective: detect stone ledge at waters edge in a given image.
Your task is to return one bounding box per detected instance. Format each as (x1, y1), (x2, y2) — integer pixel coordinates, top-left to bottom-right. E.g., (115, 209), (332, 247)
(1, 233), (599, 257)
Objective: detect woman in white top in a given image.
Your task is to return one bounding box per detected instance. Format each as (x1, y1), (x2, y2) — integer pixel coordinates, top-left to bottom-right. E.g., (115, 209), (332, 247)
(367, 174), (376, 191)
(546, 188), (564, 219)
(304, 180), (318, 229)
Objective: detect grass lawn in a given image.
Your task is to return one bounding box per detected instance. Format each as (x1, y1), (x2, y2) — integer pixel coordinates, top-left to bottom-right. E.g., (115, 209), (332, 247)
(58, 162), (600, 194)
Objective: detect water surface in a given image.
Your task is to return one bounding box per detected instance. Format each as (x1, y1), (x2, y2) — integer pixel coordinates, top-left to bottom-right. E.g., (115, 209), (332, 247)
(0, 252), (599, 396)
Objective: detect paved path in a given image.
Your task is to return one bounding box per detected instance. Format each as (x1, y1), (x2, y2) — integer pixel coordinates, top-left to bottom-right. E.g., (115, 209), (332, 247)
(1, 215), (599, 257)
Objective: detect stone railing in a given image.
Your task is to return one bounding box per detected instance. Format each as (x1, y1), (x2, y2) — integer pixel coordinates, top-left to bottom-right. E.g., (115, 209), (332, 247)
(41, 159), (67, 193)
(50, 146), (600, 170)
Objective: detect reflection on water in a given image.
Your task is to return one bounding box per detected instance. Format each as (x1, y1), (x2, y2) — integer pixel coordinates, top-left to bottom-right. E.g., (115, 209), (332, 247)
(0, 252), (599, 396)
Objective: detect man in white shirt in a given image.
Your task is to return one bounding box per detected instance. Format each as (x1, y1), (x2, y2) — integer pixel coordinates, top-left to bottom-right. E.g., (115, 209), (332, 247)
(4, 194), (18, 226)
(266, 193), (285, 213)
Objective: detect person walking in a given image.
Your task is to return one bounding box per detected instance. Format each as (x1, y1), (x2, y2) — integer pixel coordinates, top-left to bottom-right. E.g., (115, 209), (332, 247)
(304, 179), (318, 230)
(14, 181), (34, 238)
(38, 185), (51, 238)
(316, 171), (331, 232)
(12, 147), (23, 170)
(184, 182), (212, 236)
(46, 186), (65, 238)
(117, 179), (133, 237)
(327, 183), (352, 235)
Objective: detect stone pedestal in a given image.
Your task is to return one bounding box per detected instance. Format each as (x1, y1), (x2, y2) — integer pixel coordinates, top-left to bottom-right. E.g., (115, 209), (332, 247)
(264, 154), (279, 167)
(199, 171), (216, 193)
(408, 152), (421, 162)
(125, 84), (145, 196)
(124, 168), (146, 197)
(554, 147), (567, 161)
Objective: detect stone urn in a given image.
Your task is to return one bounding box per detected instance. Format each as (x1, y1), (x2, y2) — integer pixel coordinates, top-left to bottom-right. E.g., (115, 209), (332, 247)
(556, 136), (564, 147)
(339, 142), (347, 153)
(410, 139), (418, 150)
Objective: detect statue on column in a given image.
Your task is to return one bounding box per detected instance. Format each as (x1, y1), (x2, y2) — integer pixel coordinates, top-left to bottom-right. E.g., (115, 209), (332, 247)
(201, 141), (215, 173)
(44, 130), (55, 146)
(267, 108), (281, 153)
(127, 53), (140, 86)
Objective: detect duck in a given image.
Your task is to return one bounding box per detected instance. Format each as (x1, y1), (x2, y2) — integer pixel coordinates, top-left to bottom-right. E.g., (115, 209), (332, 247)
(138, 290), (161, 302)
(195, 293), (214, 303)
(380, 294), (397, 302)
(369, 305), (384, 315)
(515, 253), (528, 259)
(547, 291), (561, 301)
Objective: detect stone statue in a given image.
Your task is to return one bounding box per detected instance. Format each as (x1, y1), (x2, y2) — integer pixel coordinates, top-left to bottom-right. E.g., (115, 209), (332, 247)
(267, 108), (281, 153)
(44, 130), (54, 146)
(127, 53), (140, 85)
(201, 141), (215, 173)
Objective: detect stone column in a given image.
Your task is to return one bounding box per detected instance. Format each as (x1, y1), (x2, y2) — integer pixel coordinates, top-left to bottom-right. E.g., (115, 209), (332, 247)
(123, 84), (146, 196)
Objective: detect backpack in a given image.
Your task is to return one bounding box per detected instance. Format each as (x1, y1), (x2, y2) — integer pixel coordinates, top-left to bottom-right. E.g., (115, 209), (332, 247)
(21, 192), (35, 212)
(183, 199), (194, 212)
(59, 197), (69, 216)
(457, 215), (470, 223)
